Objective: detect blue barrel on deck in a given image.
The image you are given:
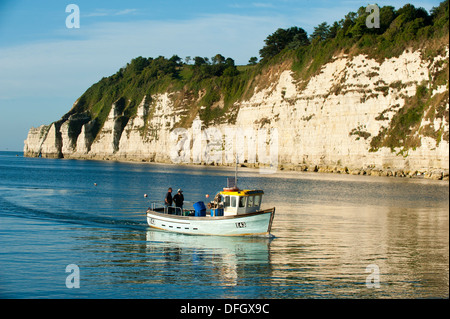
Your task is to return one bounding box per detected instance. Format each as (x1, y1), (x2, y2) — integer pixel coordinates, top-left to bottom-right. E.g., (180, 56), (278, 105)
(193, 201), (206, 217)
(211, 208), (224, 217)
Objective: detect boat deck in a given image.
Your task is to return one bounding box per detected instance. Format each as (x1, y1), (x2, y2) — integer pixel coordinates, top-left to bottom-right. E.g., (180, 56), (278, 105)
(151, 206), (195, 216)
(148, 207), (275, 220)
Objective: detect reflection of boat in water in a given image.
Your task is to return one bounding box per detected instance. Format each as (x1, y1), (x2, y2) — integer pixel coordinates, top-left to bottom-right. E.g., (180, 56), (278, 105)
(146, 176), (275, 236)
(146, 229), (273, 253)
(145, 230), (273, 286)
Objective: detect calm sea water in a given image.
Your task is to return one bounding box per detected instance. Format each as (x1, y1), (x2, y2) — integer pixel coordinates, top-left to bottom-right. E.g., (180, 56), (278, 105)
(0, 151), (448, 299)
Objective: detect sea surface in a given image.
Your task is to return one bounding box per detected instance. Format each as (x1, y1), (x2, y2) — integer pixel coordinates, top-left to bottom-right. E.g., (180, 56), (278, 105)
(0, 151), (448, 299)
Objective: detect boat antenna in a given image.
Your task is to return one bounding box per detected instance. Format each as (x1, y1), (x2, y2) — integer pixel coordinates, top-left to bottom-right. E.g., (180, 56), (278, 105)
(235, 153), (238, 189)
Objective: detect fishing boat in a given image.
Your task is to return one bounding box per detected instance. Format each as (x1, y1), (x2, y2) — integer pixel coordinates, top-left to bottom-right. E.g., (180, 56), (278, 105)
(146, 172), (275, 236)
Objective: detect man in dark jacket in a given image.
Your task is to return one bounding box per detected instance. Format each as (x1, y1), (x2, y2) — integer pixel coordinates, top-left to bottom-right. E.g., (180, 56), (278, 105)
(173, 189), (184, 214)
(164, 187), (173, 213)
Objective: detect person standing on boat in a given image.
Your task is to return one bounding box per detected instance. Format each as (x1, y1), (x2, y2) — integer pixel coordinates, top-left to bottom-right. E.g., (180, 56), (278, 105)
(164, 187), (173, 213)
(173, 189), (184, 213)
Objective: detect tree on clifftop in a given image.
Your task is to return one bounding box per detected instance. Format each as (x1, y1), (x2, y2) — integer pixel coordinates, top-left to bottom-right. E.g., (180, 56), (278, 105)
(259, 27), (309, 61)
(310, 22), (331, 41)
(248, 56), (258, 65)
(212, 54), (226, 65)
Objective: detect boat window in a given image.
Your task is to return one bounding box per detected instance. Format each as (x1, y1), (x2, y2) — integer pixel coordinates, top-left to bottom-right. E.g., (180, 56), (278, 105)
(239, 196), (246, 207)
(224, 196), (230, 207)
(231, 196), (237, 207)
(247, 196), (254, 207)
(254, 195), (260, 206)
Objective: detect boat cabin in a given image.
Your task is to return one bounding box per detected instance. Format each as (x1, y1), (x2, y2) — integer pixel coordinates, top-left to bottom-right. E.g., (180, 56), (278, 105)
(215, 188), (264, 216)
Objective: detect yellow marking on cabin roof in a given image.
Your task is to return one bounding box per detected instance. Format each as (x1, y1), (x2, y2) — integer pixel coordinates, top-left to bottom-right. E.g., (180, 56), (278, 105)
(220, 189), (264, 196)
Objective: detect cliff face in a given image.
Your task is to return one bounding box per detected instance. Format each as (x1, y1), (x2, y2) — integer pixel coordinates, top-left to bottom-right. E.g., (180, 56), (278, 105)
(234, 48), (449, 178)
(24, 46), (449, 179)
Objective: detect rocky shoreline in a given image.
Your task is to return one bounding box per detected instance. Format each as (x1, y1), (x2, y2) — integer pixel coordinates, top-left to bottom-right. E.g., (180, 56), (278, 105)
(279, 163), (449, 181)
(27, 151), (449, 181)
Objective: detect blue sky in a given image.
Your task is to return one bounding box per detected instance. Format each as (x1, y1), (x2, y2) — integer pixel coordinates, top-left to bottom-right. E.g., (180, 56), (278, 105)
(0, 0), (443, 151)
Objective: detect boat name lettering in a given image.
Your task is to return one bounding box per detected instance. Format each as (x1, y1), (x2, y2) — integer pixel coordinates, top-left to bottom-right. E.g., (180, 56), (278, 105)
(235, 222), (247, 228)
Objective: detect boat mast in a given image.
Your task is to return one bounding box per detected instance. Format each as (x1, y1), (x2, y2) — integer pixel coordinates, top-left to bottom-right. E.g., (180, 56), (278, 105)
(234, 154), (238, 189)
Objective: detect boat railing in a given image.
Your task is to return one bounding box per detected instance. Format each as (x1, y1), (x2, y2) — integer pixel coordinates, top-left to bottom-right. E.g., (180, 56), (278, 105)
(164, 206), (184, 215)
(147, 200), (190, 216)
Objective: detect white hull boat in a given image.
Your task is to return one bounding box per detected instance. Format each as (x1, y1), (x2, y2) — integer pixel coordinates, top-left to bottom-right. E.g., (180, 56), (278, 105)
(147, 207), (275, 236)
(146, 176), (276, 236)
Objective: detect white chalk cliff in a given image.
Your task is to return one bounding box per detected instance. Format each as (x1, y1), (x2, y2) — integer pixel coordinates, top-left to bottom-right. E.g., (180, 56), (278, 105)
(24, 47), (449, 179)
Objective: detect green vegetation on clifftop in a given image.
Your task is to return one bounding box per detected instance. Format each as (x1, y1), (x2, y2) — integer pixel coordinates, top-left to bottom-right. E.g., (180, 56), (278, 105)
(63, 1), (448, 152)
